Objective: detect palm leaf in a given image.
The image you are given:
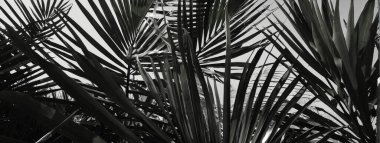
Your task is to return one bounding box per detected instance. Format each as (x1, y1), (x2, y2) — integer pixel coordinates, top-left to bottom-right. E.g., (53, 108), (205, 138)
(268, 0), (379, 142)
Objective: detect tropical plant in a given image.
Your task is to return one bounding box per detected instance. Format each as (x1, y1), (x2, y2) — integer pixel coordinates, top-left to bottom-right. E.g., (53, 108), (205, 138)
(264, 0), (379, 142)
(0, 0), (378, 143)
(0, 0), (108, 142)
(1, 0), (273, 142)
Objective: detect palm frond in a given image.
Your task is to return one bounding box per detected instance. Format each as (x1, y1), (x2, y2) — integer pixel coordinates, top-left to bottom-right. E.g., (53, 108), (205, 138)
(266, 0), (379, 142)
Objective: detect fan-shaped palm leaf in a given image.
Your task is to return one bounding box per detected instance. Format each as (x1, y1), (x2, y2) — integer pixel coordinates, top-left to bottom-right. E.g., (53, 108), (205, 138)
(265, 0), (379, 142)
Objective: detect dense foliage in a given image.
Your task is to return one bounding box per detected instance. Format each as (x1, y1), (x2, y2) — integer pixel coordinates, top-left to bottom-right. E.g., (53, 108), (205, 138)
(0, 0), (378, 142)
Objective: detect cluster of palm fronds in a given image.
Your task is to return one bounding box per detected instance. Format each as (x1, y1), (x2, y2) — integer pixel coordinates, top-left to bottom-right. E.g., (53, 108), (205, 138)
(0, 0), (378, 142)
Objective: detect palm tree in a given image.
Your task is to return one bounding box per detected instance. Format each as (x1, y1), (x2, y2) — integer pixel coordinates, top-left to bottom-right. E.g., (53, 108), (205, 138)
(264, 0), (379, 142)
(1, 0), (376, 142)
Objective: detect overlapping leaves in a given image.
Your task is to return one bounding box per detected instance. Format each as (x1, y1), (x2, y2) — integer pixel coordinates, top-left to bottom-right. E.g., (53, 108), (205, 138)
(264, 0), (379, 142)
